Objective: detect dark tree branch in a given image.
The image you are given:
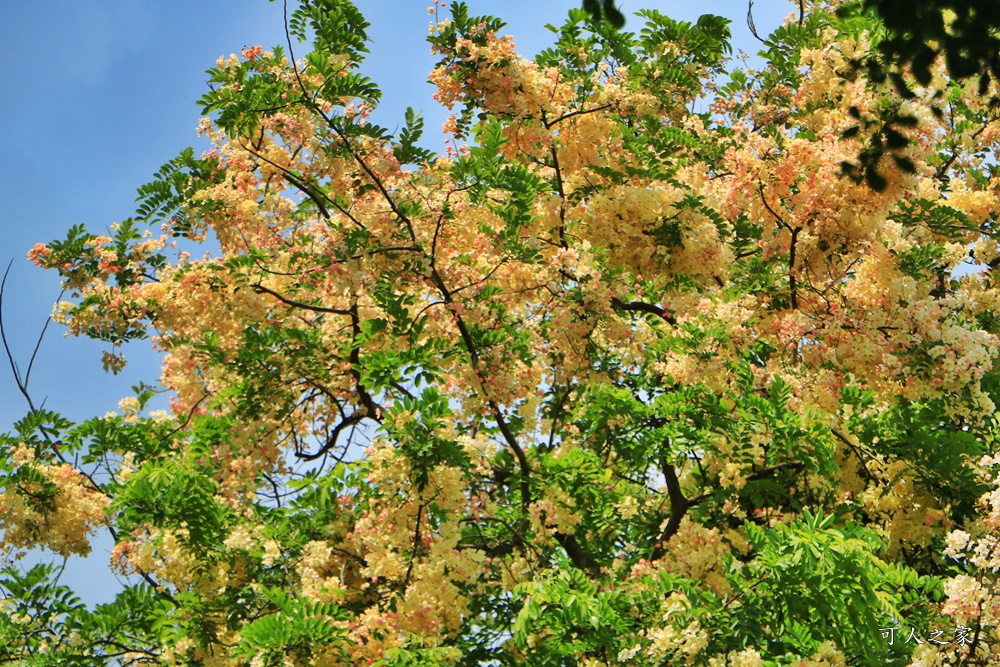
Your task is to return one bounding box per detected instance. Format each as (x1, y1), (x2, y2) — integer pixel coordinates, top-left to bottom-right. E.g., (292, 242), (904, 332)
(252, 283), (353, 315)
(650, 461), (690, 561)
(295, 411), (363, 461)
(789, 226), (800, 310)
(747, 0), (766, 43)
(758, 183), (786, 227)
(542, 104), (613, 130)
(543, 114), (569, 249)
(402, 502), (426, 592)
(611, 297), (677, 325)
(831, 428), (877, 484)
(555, 532), (602, 577)
(1, 261), (48, 411)
(748, 460), (804, 481)
(348, 304), (385, 423)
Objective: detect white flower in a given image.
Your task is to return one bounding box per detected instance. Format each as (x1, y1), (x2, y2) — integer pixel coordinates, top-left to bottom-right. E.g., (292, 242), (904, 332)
(617, 644), (641, 662)
(944, 530), (971, 557)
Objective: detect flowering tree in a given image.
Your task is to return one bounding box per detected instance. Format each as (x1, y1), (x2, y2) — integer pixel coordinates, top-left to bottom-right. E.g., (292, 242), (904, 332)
(4, 0), (1000, 664)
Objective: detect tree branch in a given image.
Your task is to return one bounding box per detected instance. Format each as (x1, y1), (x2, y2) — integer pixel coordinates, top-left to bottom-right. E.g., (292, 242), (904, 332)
(555, 532), (602, 577)
(542, 104), (613, 130)
(252, 284), (353, 315)
(610, 297), (677, 325)
(650, 461), (690, 561)
(831, 428), (877, 484)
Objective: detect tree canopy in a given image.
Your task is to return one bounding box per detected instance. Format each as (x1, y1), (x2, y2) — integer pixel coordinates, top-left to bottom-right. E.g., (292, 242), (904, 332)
(4, 0), (1000, 665)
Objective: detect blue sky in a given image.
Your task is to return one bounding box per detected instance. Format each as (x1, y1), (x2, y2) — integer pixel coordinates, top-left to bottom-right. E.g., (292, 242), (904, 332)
(0, 0), (790, 606)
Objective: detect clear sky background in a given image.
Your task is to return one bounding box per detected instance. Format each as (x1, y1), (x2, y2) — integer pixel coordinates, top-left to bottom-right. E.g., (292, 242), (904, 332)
(0, 0), (790, 606)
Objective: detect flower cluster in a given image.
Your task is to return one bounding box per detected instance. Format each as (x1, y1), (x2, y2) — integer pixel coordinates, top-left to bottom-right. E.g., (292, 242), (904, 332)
(1, 447), (108, 557)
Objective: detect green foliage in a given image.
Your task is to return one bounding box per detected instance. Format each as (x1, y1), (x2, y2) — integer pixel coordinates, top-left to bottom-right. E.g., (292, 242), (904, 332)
(728, 511), (928, 663)
(286, 0), (371, 64)
(233, 588), (351, 666)
(393, 107), (437, 166)
(849, 0), (1000, 90)
(386, 388), (470, 490)
(581, 0), (625, 29)
(135, 147), (221, 238)
(512, 568), (630, 660)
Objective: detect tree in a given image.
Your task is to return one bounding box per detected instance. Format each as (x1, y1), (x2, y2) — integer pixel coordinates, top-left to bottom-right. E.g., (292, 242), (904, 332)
(4, 0), (1000, 664)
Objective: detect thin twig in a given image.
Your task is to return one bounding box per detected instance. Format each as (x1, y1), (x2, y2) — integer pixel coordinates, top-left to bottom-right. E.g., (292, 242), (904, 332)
(747, 0), (766, 43)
